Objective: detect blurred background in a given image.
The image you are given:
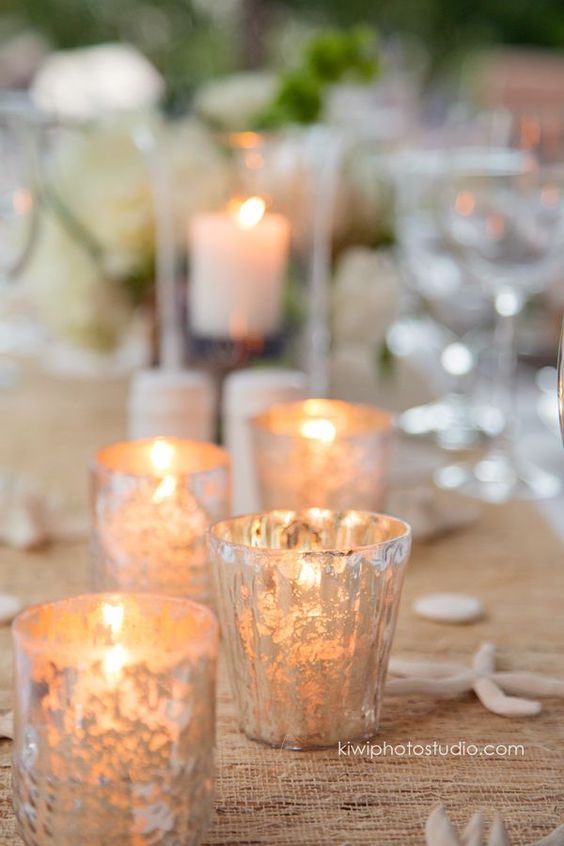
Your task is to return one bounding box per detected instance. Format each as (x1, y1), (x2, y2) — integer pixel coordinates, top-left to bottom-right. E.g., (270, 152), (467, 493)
(3, 0), (564, 105)
(1, 0), (563, 511)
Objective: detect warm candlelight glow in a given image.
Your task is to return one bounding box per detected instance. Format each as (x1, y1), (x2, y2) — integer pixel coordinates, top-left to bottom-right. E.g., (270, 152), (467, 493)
(93, 438), (230, 602)
(300, 418), (337, 443)
(209, 509), (412, 749)
(12, 594), (219, 844)
(102, 601), (124, 634)
(102, 643), (127, 681)
(149, 438), (175, 474)
(190, 193), (289, 340)
(232, 195), (266, 229)
(251, 400), (395, 511)
(152, 473), (177, 503)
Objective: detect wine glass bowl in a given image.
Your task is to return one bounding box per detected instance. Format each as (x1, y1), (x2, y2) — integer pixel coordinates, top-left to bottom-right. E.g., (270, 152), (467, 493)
(431, 135), (564, 501)
(394, 149), (495, 451)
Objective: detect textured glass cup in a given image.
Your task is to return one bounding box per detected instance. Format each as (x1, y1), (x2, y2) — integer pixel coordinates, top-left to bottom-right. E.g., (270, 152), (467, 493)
(12, 593), (219, 846)
(251, 399), (394, 511)
(92, 437), (230, 603)
(208, 509), (411, 750)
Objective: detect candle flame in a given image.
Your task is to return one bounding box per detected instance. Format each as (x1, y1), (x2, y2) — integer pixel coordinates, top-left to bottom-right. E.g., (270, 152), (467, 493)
(300, 418), (337, 443)
(234, 196), (266, 229)
(153, 473), (177, 503)
(102, 602), (124, 635)
(150, 439), (174, 473)
(102, 644), (127, 680)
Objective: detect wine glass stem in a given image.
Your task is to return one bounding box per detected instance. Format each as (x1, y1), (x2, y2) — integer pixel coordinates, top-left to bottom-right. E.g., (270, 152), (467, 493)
(488, 287), (523, 464)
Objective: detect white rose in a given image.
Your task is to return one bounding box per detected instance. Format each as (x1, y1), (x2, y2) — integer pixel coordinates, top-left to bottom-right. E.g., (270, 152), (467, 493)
(24, 215), (133, 351)
(332, 247), (400, 347)
(46, 116), (155, 269)
(194, 72), (276, 131)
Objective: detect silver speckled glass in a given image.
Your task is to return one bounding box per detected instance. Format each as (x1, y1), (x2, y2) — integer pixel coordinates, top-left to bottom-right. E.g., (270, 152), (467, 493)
(208, 509), (411, 750)
(12, 593), (218, 846)
(250, 399), (395, 511)
(91, 438), (230, 603)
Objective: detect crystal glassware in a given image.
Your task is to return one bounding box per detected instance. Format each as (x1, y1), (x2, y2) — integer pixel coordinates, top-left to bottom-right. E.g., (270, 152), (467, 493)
(92, 437), (230, 603)
(393, 148), (494, 450)
(208, 508), (411, 750)
(250, 398), (394, 511)
(433, 138), (564, 501)
(12, 592), (219, 846)
(139, 123), (343, 395)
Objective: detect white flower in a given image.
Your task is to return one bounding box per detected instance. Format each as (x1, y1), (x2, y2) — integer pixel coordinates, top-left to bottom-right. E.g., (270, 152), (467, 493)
(332, 247), (400, 347)
(47, 116), (156, 267)
(24, 114), (234, 351)
(23, 215), (133, 351)
(194, 72), (277, 131)
(31, 42), (164, 121)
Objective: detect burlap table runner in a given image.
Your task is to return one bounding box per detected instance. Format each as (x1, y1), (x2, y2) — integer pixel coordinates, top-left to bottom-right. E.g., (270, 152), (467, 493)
(0, 365), (563, 845)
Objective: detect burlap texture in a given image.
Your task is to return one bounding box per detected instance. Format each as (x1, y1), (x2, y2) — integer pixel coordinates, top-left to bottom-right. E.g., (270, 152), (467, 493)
(0, 366), (563, 844)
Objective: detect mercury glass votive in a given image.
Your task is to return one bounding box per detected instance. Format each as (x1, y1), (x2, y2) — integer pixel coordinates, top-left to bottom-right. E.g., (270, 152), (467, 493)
(92, 437), (230, 603)
(12, 593), (219, 846)
(251, 399), (394, 511)
(208, 509), (411, 750)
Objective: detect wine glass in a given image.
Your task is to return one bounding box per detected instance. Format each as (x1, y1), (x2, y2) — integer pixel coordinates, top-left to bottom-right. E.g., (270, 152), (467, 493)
(434, 134), (564, 501)
(393, 149), (494, 450)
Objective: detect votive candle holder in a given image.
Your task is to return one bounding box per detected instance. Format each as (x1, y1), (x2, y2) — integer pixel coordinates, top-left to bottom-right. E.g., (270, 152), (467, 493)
(250, 399), (394, 511)
(208, 508), (411, 750)
(12, 592), (219, 846)
(92, 437), (230, 603)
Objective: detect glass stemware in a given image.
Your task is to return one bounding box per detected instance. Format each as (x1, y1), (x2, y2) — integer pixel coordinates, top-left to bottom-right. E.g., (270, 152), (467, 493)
(393, 149), (494, 451)
(434, 138), (564, 501)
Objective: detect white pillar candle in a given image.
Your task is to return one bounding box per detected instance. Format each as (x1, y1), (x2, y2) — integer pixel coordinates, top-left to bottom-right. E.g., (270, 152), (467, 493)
(189, 197), (290, 339)
(128, 368), (215, 441)
(223, 368), (307, 515)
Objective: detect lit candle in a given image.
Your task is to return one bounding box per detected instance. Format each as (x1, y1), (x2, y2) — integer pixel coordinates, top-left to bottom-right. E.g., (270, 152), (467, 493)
(250, 399), (395, 511)
(209, 509), (412, 749)
(92, 437), (230, 602)
(12, 593), (219, 845)
(189, 196), (290, 339)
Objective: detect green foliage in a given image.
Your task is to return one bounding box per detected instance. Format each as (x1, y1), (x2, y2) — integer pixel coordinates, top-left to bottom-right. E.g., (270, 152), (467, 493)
(255, 26), (379, 129)
(277, 0), (564, 72)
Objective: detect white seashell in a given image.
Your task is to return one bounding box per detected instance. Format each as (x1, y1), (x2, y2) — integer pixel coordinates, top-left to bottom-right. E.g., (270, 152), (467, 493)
(414, 593), (485, 625)
(462, 812), (485, 846)
(488, 814), (510, 846)
(426, 804), (461, 846)
(0, 593), (23, 625)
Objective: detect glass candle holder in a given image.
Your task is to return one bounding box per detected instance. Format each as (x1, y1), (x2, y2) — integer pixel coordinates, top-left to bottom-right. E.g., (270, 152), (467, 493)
(208, 508), (411, 750)
(92, 437), (230, 603)
(251, 398), (394, 511)
(12, 593), (219, 846)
